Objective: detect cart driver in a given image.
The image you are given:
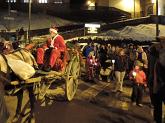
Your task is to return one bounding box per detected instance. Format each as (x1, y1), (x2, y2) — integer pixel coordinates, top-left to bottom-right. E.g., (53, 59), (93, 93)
(36, 25), (66, 72)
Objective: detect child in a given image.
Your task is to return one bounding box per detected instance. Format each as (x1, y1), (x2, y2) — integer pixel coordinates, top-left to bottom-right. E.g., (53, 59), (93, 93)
(86, 53), (100, 82)
(129, 65), (147, 107)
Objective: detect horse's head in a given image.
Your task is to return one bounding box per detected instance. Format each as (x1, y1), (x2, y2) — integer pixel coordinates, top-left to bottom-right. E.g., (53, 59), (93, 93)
(1, 41), (14, 54)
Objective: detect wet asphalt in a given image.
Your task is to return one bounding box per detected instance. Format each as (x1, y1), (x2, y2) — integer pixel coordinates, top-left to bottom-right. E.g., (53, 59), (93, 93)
(6, 79), (154, 123)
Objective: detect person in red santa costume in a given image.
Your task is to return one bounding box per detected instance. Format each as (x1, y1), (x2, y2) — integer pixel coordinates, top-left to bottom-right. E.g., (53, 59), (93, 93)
(36, 26), (66, 71)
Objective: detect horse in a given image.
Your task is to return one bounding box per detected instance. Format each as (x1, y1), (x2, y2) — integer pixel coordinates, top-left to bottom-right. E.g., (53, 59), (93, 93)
(0, 48), (38, 123)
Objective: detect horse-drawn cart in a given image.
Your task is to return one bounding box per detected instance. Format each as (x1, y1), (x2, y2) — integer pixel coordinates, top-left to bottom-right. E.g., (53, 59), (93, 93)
(5, 49), (80, 102)
(0, 40), (81, 122)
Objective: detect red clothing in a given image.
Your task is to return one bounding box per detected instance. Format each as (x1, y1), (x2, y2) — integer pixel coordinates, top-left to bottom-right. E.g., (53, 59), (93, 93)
(42, 35), (66, 52)
(130, 69), (146, 85)
(37, 34), (66, 68)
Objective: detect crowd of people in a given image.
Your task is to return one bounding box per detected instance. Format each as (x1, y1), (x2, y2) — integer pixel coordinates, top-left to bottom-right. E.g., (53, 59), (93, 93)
(83, 37), (165, 123)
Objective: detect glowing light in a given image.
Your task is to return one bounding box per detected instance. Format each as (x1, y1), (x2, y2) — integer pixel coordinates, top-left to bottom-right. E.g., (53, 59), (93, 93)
(122, 0), (134, 11)
(90, 59), (93, 63)
(89, 2), (95, 7)
(38, 0), (47, 3)
(85, 24), (100, 28)
(112, 60), (115, 64)
(85, 23), (100, 34)
(132, 71), (137, 77)
(152, 0), (156, 3)
(87, 1), (92, 5)
(87, 1), (95, 7)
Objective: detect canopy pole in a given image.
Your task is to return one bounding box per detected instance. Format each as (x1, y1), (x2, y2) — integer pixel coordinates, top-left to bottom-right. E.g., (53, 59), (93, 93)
(28, 0), (32, 44)
(156, 0), (159, 37)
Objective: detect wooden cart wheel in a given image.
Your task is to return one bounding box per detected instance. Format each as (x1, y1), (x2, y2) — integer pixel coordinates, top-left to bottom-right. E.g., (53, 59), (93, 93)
(66, 55), (80, 101)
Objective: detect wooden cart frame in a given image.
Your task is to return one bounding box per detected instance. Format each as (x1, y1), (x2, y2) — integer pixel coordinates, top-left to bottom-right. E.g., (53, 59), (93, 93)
(7, 50), (80, 101)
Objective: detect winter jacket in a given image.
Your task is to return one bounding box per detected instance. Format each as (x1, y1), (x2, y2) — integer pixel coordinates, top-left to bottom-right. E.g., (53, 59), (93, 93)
(130, 69), (146, 85)
(148, 44), (159, 87)
(135, 51), (148, 68)
(42, 34), (66, 52)
(114, 55), (127, 72)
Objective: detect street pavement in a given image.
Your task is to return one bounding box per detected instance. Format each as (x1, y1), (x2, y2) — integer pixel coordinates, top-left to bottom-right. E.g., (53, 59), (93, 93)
(5, 77), (156, 123)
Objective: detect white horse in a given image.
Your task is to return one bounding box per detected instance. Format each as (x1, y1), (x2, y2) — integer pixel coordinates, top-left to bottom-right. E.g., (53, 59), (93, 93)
(0, 48), (38, 122)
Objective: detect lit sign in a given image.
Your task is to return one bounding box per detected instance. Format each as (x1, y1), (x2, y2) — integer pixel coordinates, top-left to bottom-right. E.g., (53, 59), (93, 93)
(85, 23), (100, 34)
(85, 24), (101, 28)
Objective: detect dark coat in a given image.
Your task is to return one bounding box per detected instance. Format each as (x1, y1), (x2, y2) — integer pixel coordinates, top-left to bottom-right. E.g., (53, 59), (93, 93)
(154, 49), (165, 98)
(114, 55), (127, 72)
(148, 44), (159, 87)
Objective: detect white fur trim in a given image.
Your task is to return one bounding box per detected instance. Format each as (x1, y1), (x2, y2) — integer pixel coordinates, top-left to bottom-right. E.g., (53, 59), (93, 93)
(50, 34), (59, 48)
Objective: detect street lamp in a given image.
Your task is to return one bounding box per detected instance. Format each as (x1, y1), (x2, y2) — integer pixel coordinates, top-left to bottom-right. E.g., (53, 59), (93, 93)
(28, 0), (32, 43)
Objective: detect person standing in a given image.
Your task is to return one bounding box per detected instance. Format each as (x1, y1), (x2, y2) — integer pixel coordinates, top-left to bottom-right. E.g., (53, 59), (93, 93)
(148, 43), (160, 107)
(18, 27), (25, 41)
(135, 46), (148, 74)
(36, 25), (66, 72)
(128, 44), (137, 71)
(129, 65), (147, 107)
(149, 36), (165, 123)
(114, 48), (127, 92)
(99, 45), (107, 68)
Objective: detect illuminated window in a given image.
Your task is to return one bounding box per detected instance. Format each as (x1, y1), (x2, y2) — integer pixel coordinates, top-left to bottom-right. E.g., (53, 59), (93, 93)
(38, 0), (48, 3)
(24, 0), (29, 3)
(6, 0), (16, 2)
(54, 0), (63, 4)
(122, 0), (134, 12)
(86, 1), (95, 10)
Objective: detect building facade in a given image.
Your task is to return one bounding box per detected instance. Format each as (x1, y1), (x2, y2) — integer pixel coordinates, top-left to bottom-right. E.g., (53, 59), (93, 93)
(3, 0), (165, 16)
(2, 0), (70, 3)
(86, 0), (165, 17)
